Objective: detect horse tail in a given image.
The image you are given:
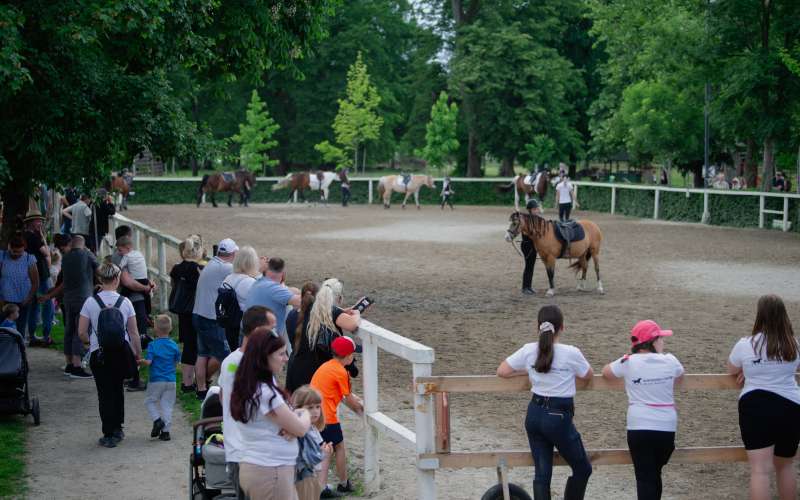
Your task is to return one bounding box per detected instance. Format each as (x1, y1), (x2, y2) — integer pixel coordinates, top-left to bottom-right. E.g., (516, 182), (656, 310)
(496, 175), (517, 193)
(378, 180), (385, 198)
(569, 247), (591, 274)
(199, 174), (210, 193)
(271, 173), (292, 191)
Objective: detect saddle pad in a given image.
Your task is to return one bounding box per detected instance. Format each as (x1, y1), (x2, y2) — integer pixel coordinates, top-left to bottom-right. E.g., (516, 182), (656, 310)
(393, 178), (411, 190)
(221, 172), (235, 183)
(553, 221), (585, 244)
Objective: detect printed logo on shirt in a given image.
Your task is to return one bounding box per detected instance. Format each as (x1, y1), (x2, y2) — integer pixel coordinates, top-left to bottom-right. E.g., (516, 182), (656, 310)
(631, 376), (673, 385)
(227, 363), (239, 373)
(751, 358), (785, 366)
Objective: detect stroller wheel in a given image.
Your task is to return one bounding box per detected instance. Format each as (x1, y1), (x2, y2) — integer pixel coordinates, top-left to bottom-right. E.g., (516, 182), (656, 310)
(31, 397), (41, 426)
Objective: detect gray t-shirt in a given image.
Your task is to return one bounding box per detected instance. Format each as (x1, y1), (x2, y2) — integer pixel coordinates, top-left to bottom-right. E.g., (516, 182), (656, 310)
(116, 250), (147, 302)
(62, 248), (98, 306)
(193, 256), (233, 320)
(68, 201), (92, 235)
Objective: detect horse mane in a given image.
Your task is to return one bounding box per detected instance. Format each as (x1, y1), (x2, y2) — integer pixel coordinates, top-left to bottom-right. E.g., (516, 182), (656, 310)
(519, 212), (550, 239)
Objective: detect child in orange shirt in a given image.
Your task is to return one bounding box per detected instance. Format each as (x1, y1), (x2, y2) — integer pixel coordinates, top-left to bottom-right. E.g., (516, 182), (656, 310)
(310, 336), (363, 497)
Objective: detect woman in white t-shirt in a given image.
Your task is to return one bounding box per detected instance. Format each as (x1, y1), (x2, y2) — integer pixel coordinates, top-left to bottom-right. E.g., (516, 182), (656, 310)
(221, 246), (260, 350)
(497, 305), (594, 500)
(554, 174), (575, 222)
(231, 327), (311, 500)
(727, 295), (800, 500)
(602, 320), (684, 500)
(77, 262), (141, 448)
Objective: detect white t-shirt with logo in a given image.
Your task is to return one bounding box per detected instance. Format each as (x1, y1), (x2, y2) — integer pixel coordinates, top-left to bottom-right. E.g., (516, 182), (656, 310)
(235, 379), (298, 467)
(505, 342), (591, 397)
(729, 333), (800, 405)
(79, 290), (136, 353)
(556, 181), (573, 204)
(609, 353), (684, 432)
(219, 349), (244, 463)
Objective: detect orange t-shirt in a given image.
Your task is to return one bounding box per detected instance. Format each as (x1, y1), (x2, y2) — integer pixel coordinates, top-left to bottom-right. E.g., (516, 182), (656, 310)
(310, 359), (351, 425)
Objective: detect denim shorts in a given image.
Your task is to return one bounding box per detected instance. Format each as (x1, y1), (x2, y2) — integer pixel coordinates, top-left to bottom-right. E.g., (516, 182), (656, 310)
(193, 314), (230, 361)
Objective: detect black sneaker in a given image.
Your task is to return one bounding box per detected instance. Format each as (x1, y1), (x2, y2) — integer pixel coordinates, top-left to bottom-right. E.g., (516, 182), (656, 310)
(69, 368), (93, 379)
(126, 382), (146, 392)
(63, 364), (74, 376)
(150, 418), (165, 438)
(98, 436), (116, 448)
(196, 390), (208, 401)
(521, 287), (536, 295)
(337, 480), (355, 493)
(111, 428), (125, 444)
(158, 431), (171, 441)
(320, 487), (343, 498)
(180, 384), (196, 394)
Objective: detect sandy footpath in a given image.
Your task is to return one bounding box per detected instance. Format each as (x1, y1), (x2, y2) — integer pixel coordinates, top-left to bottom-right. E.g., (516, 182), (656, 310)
(24, 347), (190, 499)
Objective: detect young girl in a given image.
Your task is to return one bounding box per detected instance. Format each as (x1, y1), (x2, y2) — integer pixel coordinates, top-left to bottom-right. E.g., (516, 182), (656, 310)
(291, 385), (333, 500)
(727, 295), (800, 500)
(602, 320), (684, 500)
(497, 305), (593, 500)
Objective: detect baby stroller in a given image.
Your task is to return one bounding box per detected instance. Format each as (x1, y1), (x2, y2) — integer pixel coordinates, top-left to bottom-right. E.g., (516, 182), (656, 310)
(0, 327), (40, 425)
(190, 386), (236, 499)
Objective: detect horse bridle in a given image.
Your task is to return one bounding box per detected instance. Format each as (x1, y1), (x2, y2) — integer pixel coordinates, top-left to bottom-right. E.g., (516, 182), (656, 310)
(506, 213), (535, 260)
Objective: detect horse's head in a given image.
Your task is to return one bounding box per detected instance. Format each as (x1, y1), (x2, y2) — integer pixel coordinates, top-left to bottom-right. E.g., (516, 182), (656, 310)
(505, 212), (522, 242)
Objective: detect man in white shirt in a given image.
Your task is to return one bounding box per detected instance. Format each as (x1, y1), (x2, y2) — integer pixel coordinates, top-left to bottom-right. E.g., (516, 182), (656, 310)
(61, 193), (93, 238)
(554, 174), (575, 222)
(218, 305), (276, 500)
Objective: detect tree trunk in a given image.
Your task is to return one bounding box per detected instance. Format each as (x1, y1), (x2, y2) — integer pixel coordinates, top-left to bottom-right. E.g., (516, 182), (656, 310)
(744, 138), (758, 187)
(362, 145), (367, 174)
(761, 137), (775, 192)
(500, 156), (515, 177)
(466, 131), (482, 177)
(1, 177), (31, 247)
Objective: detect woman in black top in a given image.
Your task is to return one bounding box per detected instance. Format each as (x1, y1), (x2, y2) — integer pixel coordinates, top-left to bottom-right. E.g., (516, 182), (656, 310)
(169, 237), (204, 393)
(285, 282), (319, 393)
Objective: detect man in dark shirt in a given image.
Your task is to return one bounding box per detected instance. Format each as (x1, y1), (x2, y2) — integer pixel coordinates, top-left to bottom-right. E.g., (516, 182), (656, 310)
(60, 235), (97, 378)
(23, 209), (53, 345)
(90, 188), (116, 253)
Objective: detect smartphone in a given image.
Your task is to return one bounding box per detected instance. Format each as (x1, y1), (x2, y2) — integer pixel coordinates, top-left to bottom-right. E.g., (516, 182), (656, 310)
(353, 296), (374, 313)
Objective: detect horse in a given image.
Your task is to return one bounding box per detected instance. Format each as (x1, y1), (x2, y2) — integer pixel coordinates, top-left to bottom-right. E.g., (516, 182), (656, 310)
(271, 171), (340, 203)
(497, 172), (550, 211)
(377, 175), (436, 209)
(107, 172), (133, 210)
(504, 211), (604, 297)
(197, 170), (256, 207)
(730, 176), (748, 190)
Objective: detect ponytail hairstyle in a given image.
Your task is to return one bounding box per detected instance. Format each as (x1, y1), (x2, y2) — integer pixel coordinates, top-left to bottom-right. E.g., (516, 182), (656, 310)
(631, 339), (657, 354)
(307, 278), (343, 349)
(230, 327), (288, 423)
(294, 281), (320, 353)
(752, 294), (798, 362)
(534, 305), (564, 373)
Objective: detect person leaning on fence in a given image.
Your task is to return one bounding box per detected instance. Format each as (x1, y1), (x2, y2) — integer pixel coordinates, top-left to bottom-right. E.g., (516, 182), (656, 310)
(727, 294), (800, 500)
(138, 314), (181, 442)
(169, 236), (204, 393)
(521, 199), (542, 295)
(230, 327), (311, 500)
(243, 257), (301, 357)
(602, 320), (684, 500)
(497, 304), (593, 500)
(78, 262), (142, 448)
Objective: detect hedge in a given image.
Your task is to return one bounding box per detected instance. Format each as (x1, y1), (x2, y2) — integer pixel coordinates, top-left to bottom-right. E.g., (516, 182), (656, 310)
(128, 179), (799, 233)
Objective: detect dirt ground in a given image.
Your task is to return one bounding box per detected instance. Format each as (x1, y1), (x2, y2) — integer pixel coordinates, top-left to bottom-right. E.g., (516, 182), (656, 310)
(125, 202), (800, 500)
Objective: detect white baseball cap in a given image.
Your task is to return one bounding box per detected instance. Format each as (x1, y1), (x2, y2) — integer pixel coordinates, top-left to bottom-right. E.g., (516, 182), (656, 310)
(218, 238), (239, 254)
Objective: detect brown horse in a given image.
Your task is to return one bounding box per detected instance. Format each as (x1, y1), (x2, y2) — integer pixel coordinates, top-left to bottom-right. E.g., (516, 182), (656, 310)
(107, 172), (132, 210)
(505, 211), (604, 296)
(197, 170), (256, 207)
(271, 171), (340, 203)
(498, 172), (550, 211)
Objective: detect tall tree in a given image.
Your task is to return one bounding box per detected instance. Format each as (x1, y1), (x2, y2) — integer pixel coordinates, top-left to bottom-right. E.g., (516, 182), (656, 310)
(231, 90), (280, 175)
(419, 92), (459, 171)
(333, 52), (383, 172)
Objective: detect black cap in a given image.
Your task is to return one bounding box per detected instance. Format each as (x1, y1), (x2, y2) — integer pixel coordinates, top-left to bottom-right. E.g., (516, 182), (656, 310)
(526, 199), (540, 210)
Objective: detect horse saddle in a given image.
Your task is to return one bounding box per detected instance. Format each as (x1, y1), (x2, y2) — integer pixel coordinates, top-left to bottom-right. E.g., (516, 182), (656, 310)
(221, 172), (235, 183)
(553, 220), (585, 258)
(394, 176), (412, 190)
(524, 175), (536, 186)
(122, 174), (133, 185)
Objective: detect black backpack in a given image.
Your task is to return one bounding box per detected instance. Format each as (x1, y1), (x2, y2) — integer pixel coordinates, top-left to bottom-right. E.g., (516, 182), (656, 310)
(215, 282), (242, 329)
(94, 294), (127, 352)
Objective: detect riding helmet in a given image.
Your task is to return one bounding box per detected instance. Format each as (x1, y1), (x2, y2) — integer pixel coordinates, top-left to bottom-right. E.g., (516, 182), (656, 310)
(526, 199), (540, 210)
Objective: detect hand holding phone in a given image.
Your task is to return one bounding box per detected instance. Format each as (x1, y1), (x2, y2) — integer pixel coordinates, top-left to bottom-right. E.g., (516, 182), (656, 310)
(352, 296), (374, 314)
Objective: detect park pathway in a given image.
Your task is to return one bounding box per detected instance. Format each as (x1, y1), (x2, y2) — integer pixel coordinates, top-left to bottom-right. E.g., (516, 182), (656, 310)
(24, 347), (190, 499)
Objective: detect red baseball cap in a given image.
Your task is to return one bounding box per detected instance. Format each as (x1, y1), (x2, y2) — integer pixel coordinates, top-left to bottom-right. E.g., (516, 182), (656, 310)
(331, 336), (356, 357)
(630, 320), (673, 347)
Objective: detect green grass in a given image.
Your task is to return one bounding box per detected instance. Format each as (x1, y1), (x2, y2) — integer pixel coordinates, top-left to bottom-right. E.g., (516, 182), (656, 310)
(0, 416), (26, 499)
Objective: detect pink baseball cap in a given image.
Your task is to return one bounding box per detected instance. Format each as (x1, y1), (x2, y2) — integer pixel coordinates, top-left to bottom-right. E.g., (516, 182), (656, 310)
(630, 320), (673, 347)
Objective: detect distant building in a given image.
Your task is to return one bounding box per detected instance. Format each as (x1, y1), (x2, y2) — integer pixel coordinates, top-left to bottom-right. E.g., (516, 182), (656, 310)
(131, 149), (164, 176)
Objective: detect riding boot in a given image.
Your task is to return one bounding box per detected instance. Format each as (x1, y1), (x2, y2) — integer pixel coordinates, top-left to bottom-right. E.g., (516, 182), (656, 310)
(533, 484), (551, 500)
(563, 476), (589, 500)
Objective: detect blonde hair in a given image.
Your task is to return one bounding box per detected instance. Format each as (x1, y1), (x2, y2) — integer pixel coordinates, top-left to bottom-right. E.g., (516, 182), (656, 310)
(50, 247), (61, 266)
(307, 278), (343, 349)
(180, 236), (204, 261)
(291, 385), (325, 430)
(155, 314), (172, 335)
(233, 246), (259, 277)
(97, 262), (121, 284)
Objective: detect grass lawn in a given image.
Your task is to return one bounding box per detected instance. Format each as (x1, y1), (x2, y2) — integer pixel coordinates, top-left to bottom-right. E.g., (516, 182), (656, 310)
(0, 416), (26, 499)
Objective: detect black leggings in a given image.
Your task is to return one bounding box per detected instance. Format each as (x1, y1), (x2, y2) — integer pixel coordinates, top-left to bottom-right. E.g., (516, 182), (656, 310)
(627, 430), (675, 500)
(559, 202), (572, 221)
(91, 350), (126, 437)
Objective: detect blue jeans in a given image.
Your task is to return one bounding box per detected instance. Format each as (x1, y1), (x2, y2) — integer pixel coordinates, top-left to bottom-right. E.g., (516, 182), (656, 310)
(27, 279), (54, 340)
(524, 395), (592, 491)
(193, 314), (230, 361)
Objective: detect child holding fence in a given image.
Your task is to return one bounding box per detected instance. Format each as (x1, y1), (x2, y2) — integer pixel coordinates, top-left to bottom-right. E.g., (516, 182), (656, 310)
(727, 294), (800, 500)
(602, 320), (684, 500)
(139, 314), (181, 441)
(497, 304), (593, 500)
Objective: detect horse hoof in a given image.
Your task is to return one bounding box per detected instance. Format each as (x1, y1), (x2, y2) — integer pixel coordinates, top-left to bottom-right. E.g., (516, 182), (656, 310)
(546, 289), (555, 297)
(598, 287), (605, 295)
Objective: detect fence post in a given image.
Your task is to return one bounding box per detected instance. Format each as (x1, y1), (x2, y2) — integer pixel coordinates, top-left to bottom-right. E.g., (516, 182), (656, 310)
(702, 191), (710, 224)
(783, 196), (789, 232)
(144, 233), (153, 275)
(653, 188), (660, 220)
(133, 228), (141, 251)
(362, 332), (380, 493)
(158, 239), (168, 311)
(413, 362), (436, 500)
(368, 179), (373, 205)
(293, 190), (298, 203)
(759, 195), (765, 229)
(610, 186), (616, 215)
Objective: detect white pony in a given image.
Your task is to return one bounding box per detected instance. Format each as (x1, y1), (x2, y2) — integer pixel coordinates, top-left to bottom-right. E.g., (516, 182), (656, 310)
(377, 175), (436, 209)
(271, 171), (340, 203)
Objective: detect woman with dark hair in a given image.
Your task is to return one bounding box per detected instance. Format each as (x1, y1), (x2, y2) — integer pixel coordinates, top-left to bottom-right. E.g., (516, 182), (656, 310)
(728, 294), (799, 500)
(285, 281), (320, 393)
(231, 327), (311, 500)
(602, 321), (684, 500)
(496, 305), (593, 500)
(0, 234), (39, 340)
